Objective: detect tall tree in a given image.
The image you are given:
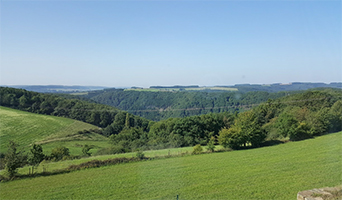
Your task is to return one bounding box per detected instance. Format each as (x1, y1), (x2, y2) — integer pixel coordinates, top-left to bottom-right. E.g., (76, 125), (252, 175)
(4, 141), (27, 177)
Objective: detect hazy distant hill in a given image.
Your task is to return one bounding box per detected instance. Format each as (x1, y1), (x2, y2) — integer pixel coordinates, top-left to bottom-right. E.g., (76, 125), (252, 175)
(4, 82), (341, 94)
(1, 85), (109, 93)
(146, 82), (341, 92)
(230, 82), (342, 92)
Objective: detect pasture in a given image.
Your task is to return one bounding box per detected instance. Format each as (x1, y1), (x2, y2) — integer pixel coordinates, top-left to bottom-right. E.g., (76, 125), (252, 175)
(1, 131), (341, 199)
(0, 106), (108, 154)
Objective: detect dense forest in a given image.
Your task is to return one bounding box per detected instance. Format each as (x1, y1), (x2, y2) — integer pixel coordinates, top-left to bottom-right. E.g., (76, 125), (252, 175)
(82, 89), (296, 121)
(107, 88), (342, 152)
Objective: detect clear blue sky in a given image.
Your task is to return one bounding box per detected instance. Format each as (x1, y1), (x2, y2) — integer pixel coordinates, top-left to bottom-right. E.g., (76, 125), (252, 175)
(1, 0), (341, 87)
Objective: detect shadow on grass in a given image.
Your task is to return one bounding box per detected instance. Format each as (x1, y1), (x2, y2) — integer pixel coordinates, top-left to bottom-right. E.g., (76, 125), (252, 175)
(232, 139), (286, 151)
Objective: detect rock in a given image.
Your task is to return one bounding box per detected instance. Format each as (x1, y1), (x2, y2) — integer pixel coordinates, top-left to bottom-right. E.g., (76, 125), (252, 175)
(297, 186), (342, 200)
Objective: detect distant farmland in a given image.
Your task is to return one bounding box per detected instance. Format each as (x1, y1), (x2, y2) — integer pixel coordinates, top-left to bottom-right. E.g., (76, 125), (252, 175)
(124, 86), (238, 92)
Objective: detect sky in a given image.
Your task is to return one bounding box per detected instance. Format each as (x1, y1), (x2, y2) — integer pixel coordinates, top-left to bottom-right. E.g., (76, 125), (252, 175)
(0, 0), (341, 88)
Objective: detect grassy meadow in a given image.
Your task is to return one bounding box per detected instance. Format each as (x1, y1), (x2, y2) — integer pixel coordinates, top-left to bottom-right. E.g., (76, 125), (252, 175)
(0, 106), (108, 155)
(1, 131), (341, 199)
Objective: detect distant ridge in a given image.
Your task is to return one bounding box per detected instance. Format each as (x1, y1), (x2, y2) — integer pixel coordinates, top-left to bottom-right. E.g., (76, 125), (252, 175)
(2, 82), (341, 93)
(1, 85), (109, 93)
(219, 82), (342, 92)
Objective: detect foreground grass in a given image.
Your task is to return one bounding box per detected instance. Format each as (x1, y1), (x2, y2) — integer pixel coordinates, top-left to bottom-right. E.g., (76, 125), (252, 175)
(1, 132), (341, 199)
(0, 106), (107, 154)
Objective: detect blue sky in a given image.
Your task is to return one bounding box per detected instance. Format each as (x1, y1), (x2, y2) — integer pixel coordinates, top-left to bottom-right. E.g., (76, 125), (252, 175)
(1, 0), (341, 87)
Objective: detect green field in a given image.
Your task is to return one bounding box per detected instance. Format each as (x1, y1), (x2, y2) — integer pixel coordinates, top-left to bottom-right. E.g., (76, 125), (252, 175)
(124, 87), (238, 92)
(1, 131), (341, 199)
(0, 106), (108, 154)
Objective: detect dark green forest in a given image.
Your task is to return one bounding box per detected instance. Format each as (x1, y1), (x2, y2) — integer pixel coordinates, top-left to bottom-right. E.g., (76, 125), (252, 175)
(83, 89), (296, 121)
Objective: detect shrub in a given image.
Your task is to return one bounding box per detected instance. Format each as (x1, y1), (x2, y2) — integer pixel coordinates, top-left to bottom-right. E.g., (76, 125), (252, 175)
(50, 146), (70, 161)
(206, 136), (216, 152)
(82, 145), (92, 157)
(136, 151), (145, 159)
(192, 144), (203, 155)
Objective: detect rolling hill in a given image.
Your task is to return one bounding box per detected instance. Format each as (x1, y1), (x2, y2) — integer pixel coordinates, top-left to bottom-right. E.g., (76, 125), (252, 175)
(0, 106), (109, 155)
(0, 131), (341, 199)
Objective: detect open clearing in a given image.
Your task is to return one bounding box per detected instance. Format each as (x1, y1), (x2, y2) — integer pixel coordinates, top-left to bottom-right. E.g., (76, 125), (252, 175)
(124, 87), (238, 92)
(0, 106), (107, 154)
(1, 131), (341, 199)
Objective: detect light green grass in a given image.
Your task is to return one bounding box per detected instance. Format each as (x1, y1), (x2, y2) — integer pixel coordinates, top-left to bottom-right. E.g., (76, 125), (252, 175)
(0, 106), (107, 154)
(124, 87), (238, 92)
(69, 92), (89, 95)
(185, 87), (238, 91)
(124, 88), (178, 92)
(1, 132), (341, 199)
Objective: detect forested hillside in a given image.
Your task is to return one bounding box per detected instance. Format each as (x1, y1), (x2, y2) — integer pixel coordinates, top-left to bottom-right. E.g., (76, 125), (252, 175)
(105, 89), (342, 152)
(0, 87), (150, 136)
(83, 89), (294, 121)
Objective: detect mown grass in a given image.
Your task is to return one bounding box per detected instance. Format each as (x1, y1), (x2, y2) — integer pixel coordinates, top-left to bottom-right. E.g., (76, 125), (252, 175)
(1, 131), (341, 199)
(0, 106), (107, 154)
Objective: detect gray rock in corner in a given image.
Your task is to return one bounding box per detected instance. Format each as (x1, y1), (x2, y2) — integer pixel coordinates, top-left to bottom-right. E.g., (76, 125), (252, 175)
(297, 186), (342, 200)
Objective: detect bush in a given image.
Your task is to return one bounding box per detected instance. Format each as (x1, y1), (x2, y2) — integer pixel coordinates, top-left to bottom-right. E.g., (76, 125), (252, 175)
(94, 146), (127, 156)
(82, 145), (92, 157)
(136, 151), (145, 159)
(218, 127), (241, 149)
(192, 144), (203, 155)
(206, 137), (216, 152)
(50, 146), (70, 161)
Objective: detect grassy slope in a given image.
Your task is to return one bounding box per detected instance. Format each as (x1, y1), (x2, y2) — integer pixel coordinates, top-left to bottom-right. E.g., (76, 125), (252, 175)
(1, 131), (341, 199)
(0, 106), (108, 154)
(13, 145), (221, 175)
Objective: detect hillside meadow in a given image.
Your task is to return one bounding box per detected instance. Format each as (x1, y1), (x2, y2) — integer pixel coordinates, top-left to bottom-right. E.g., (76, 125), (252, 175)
(12, 145), (211, 176)
(1, 131), (341, 199)
(0, 106), (108, 155)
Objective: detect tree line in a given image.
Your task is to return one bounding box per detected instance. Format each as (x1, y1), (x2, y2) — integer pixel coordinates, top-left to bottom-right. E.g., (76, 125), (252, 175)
(0, 87), (150, 135)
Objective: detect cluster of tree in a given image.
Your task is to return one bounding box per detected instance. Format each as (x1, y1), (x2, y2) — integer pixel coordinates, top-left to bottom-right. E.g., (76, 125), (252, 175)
(83, 88), (295, 121)
(0, 87), (150, 135)
(106, 112), (235, 152)
(1, 141), (94, 177)
(218, 89), (342, 149)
